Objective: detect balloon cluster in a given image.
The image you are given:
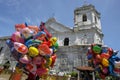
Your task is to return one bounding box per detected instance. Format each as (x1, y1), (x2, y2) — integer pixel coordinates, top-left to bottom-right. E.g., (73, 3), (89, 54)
(87, 44), (120, 79)
(6, 22), (58, 79)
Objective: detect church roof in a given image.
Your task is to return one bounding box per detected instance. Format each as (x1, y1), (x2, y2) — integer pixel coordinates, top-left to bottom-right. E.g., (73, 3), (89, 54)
(45, 17), (73, 33)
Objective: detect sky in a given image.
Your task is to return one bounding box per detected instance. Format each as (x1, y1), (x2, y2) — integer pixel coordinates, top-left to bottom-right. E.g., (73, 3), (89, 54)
(0, 0), (120, 55)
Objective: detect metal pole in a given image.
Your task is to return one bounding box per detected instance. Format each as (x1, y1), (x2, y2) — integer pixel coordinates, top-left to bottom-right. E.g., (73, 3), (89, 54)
(92, 72), (95, 80)
(77, 71), (80, 80)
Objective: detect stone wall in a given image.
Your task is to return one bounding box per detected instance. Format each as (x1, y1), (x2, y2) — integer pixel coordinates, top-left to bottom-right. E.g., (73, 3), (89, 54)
(54, 45), (89, 72)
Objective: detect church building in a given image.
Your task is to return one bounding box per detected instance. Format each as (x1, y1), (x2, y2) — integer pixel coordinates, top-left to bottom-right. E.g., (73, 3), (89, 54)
(44, 4), (104, 72)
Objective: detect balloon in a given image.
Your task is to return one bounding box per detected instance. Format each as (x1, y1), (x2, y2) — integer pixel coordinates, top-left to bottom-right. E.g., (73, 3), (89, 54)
(100, 53), (110, 59)
(25, 64), (37, 75)
(102, 67), (108, 74)
(6, 39), (14, 49)
(42, 41), (51, 47)
(50, 37), (57, 46)
(15, 67), (23, 73)
(115, 61), (120, 68)
(36, 67), (48, 76)
(33, 31), (46, 40)
(25, 39), (42, 47)
(51, 54), (57, 67)
(49, 48), (53, 55)
(28, 26), (39, 35)
(92, 45), (102, 54)
(87, 54), (93, 60)
(96, 54), (101, 60)
(108, 48), (113, 56)
(39, 22), (52, 39)
(45, 57), (52, 68)
(11, 31), (24, 43)
(48, 58), (52, 66)
(102, 47), (108, 53)
(33, 56), (42, 65)
(114, 68), (120, 74)
(14, 42), (28, 54)
(15, 24), (26, 32)
(95, 54), (102, 63)
(19, 55), (31, 64)
(38, 44), (51, 55)
(21, 27), (33, 39)
(108, 64), (117, 76)
(102, 58), (109, 67)
(28, 46), (39, 57)
(53, 42), (59, 49)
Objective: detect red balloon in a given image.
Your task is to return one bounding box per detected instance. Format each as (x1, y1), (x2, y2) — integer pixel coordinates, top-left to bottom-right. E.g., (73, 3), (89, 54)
(51, 54), (57, 68)
(38, 44), (51, 55)
(96, 54), (102, 60)
(108, 48), (113, 56)
(36, 68), (48, 76)
(100, 53), (110, 59)
(33, 56), (42, 65)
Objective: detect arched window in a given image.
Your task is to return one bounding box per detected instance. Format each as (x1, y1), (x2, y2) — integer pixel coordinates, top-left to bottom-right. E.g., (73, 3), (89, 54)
(82, 14), (87, 22)
(64, 37), (69, 46)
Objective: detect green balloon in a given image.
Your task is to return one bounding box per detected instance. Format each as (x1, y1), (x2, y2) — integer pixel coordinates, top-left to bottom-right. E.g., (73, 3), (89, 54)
(54, 42), (59, 49)
(93, 45), (101, 54)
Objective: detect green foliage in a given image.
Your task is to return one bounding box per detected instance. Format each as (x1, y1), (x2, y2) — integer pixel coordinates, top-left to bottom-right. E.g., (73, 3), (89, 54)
(68, 71), (78, 77)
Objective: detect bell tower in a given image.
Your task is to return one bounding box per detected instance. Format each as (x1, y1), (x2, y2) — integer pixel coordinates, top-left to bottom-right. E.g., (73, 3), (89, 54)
(73, 4), (104, 44)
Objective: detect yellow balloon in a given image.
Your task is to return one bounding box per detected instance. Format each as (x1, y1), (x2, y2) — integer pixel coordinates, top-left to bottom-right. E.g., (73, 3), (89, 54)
(15, 67), (23, 73)
(50, 37), (57, 46)
(48, 57), (52, 66)
(102, 58), (109, 67)
(45, 57), (52, 68)
(28, 46), (39, 57)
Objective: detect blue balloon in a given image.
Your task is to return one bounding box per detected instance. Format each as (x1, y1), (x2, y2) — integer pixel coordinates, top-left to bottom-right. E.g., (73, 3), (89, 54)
(25, 39), (42, 47)
(33, 31), (46, 39)
(87, 54), (93, 60)
(6, 39), (14, 49)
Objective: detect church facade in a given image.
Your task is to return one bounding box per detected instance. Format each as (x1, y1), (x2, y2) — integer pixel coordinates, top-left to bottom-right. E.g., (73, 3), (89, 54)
(44, 4), (104, 72)
(0, 4), (104, 72)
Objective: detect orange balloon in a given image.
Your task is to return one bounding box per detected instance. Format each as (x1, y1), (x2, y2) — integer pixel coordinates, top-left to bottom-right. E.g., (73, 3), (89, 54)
(15, 24), (26, 32)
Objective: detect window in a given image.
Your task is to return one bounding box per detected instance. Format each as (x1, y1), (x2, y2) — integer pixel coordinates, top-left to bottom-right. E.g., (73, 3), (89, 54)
(64, 37), (69, 46)
(82, 14), (87, 22)
(95, 16), (97, 23)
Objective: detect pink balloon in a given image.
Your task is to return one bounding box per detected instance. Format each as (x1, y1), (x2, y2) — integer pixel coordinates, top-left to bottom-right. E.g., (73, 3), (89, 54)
(102, 67), (108, 74)
(19, 55), (31, 64)
(11, 31), (24, 43)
